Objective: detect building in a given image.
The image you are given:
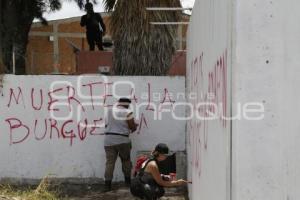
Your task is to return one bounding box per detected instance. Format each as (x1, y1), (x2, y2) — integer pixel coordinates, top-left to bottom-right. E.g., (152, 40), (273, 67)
(27, 13), (189, 75)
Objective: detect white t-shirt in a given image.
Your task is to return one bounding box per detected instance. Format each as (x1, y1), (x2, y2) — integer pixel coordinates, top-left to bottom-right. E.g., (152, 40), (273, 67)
(104, 106), (132, 146)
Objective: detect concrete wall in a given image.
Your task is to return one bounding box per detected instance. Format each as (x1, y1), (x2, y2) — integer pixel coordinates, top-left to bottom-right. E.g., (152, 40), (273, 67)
(0, 75), (185, 182)
(232, 0), (300, 199)
(188, 0), (300, 199)
(186, 0), (232, 199)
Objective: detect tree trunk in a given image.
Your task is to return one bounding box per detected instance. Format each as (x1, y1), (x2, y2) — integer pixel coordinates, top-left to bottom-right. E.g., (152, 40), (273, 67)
(110, 0), (181, 75)
(0, 47), (5, 74)
(1, 0), (33, 74)
(14, 22), (32, 75)
(0, 0), (5, 73)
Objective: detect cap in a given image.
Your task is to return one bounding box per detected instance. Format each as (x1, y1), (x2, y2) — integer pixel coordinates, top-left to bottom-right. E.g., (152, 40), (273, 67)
(118, 98), (131, 103)
(119, 97), (131, 106)
(154, 143), (170, 156)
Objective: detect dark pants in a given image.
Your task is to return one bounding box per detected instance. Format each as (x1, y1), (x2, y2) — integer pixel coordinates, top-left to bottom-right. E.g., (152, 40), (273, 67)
(86, 31), (104, 51)
(142, 183), (165, 200)
(104, 143), (132, 181)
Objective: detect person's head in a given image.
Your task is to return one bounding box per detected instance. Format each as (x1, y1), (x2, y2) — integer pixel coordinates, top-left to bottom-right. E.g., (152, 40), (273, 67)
(118, 98), (131, 109)
(85, 2), (94, 14)
(152, 143), (170, 162)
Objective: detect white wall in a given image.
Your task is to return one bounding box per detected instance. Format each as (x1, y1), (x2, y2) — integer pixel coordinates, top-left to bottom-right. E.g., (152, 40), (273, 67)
(188, 0), (300, 199)
(0, 75), (185, 181)
(233, 0), (300, 199)
(186, 0), (232, 199)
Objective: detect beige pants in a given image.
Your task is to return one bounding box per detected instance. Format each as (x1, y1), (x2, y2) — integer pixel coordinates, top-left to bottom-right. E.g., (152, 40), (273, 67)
(104, 143), (132, 181)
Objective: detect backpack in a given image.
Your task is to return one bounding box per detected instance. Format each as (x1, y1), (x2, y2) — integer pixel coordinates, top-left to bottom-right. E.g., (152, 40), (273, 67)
(133, 155), (148, 177)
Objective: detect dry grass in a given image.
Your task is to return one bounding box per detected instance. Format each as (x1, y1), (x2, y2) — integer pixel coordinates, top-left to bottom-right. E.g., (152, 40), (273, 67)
(0, 177), (59, 200)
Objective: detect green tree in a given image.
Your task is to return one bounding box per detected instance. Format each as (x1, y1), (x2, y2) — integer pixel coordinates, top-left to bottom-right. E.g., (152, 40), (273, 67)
(103, 0), (181, 75)
(0, 0), (90, 74)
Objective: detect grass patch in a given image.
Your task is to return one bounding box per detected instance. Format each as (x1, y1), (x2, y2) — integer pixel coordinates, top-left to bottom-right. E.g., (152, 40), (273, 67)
(0, 177), (60, 200)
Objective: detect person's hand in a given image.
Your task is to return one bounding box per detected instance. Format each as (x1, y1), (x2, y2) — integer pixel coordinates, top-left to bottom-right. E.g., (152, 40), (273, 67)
(176, 179), (189, 186)
(161, 174), (171, 181)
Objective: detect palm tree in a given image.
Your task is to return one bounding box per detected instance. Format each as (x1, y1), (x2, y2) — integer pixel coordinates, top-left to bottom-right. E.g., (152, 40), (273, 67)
(103, 0), (182, 75)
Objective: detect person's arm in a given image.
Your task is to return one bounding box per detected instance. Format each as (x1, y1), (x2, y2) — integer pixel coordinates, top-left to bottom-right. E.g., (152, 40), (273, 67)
(98, 13), (106, 33)
(126, 112), (138, 132)
(147, 162), (188, 187)
(104, 115), (108, 128)
(80, 15), (86, 27)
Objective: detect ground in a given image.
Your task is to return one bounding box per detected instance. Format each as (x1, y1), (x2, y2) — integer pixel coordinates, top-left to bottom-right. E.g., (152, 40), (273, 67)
(67, 188), (186, 200)
(65, 184), (188, 200)
(0, 183), (188, 200)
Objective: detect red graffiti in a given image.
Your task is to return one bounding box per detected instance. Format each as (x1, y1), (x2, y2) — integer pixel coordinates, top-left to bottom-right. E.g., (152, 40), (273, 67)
(137, 113), (149, 134)
(160, 88), (176, 104)
(49, 118), (61, 139)
(48, 87), (63, 112)
(146, 83), (155, 111)
(7, 87), (25, 108)
(207, 51), (227, 127)
(6, 118), (30, 145)
(34, 119), (47, 140)
(82, 81), (103, 110)
(130, 88), (138, 103)
(31, 88), (43, 110)
(67, 86), (85, 112)
(61, 120), (76, 146)
(77, 119), (88, 140)
(3, 80), (180, 146)
(189, 49), (228, 178)
(90, 118), (104, 135)
(4, 118), (106, 146)
(103, 82), (113, 107)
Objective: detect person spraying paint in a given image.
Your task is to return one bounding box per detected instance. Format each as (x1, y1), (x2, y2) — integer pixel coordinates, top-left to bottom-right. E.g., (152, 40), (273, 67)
(103, 98), (138, 192)
(131, 143), (191, 200)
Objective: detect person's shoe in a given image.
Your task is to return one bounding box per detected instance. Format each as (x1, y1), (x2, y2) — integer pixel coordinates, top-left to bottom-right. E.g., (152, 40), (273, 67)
(104, 180), (112, 192)
(125, 176), (131, 186)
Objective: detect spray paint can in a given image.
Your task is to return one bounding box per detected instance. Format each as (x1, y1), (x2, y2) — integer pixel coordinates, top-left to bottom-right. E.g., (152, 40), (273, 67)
(169, 173), (176, 181)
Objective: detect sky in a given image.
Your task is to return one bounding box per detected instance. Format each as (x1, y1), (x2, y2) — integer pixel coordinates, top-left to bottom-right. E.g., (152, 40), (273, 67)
(42, 0), (196, 21)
